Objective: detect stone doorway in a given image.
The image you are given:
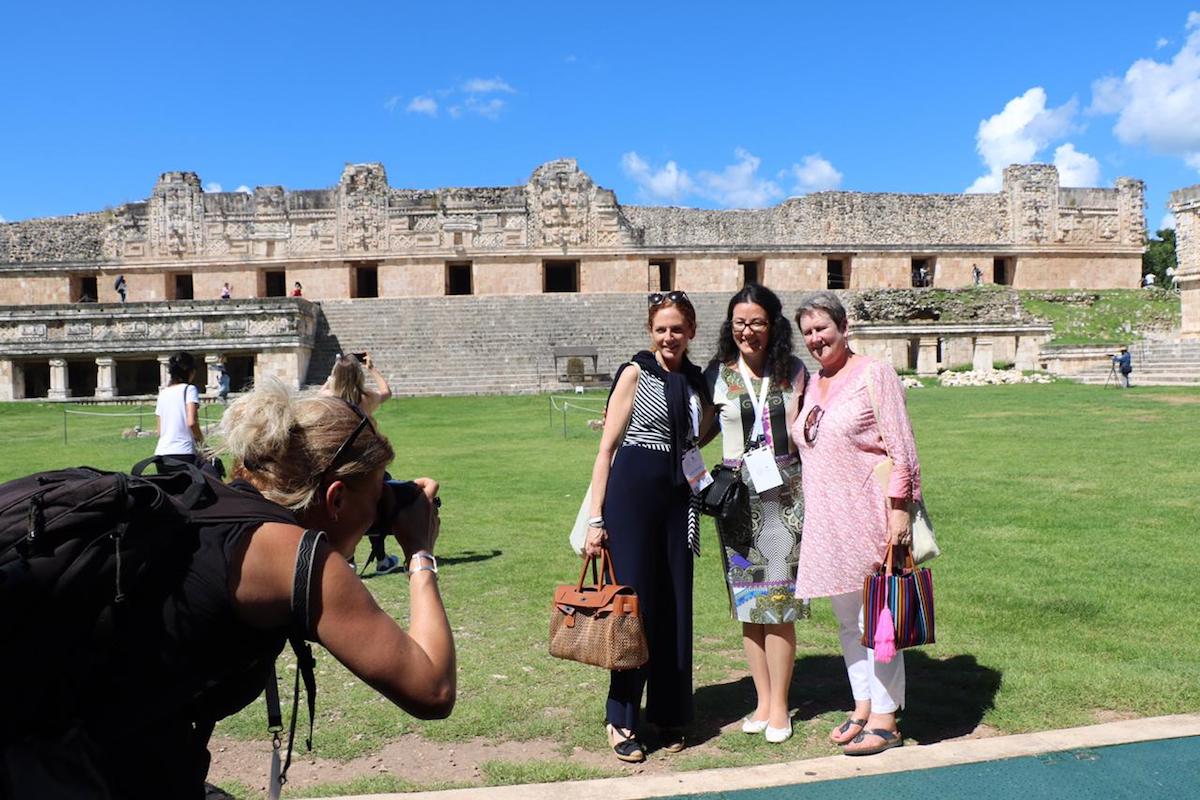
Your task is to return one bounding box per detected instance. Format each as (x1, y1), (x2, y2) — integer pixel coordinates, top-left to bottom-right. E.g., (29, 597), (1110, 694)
(67, 360), (98, 398)
(116, 359), (161, 396)
(23, 361), (50, 399)
(993, 257), (1012, 285)
(827, 258), (849, 290)
(264, 270), (288, 297)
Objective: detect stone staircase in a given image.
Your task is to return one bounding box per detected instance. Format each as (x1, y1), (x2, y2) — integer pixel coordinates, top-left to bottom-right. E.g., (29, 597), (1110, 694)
(1072, 338), (1200, 386)
(305, 294), (818, 396)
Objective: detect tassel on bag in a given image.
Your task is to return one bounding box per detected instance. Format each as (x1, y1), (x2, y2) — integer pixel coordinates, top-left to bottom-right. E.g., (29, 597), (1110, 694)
(874, 605), (896, 663)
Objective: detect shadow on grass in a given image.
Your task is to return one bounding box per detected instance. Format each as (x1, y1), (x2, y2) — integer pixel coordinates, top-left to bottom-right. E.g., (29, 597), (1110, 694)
(440, 548), (502, 567)
(689, 652), (1001, 746)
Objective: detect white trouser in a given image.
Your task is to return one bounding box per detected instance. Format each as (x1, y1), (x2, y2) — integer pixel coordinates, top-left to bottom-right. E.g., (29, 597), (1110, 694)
(829, 590), (905, 713)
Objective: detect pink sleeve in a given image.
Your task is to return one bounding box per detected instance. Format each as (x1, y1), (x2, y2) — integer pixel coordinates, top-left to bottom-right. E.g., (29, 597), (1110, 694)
(872, 362), (922, 501)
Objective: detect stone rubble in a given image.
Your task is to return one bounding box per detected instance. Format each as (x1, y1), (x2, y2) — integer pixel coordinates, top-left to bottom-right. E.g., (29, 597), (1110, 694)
(936, 369), (1055, 387)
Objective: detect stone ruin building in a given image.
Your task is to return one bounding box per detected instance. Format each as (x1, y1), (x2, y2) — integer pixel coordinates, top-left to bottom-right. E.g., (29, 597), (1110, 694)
(0, 158), (1173, 400)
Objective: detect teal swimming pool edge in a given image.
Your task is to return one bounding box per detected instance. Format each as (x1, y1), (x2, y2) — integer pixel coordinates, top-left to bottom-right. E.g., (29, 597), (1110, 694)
(318, 713), (1200, 800)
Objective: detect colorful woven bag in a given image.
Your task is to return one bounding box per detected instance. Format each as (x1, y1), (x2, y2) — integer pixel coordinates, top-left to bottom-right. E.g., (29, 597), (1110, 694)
(861, 546), (935, 661)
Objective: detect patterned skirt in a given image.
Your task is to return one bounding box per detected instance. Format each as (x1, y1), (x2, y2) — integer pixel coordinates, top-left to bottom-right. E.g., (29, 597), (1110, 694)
(715, 458), (809, 624)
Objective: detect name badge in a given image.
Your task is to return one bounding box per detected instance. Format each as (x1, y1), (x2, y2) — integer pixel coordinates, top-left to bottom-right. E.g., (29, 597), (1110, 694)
(742, 446), (783, 491)
(682, 447), (713, 495)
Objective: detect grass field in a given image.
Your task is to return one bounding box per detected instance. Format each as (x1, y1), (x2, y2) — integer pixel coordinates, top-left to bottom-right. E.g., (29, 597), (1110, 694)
(1, 382), (1197, 789)
(1019, 289), (1181, 344)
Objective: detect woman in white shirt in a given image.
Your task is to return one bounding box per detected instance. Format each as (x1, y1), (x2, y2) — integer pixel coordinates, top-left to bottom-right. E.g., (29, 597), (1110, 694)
(155, 351), (204, 465)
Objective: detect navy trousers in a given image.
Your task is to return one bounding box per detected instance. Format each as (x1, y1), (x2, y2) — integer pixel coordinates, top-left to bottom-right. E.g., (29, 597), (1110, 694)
(603, 445), (694, 731)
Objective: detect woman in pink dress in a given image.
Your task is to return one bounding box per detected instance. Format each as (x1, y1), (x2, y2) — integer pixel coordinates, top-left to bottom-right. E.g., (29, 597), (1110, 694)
(791, 291), (922, 757)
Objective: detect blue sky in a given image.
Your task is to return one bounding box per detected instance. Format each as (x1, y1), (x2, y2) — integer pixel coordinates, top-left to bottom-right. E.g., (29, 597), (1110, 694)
(1, 1), (1198, 233)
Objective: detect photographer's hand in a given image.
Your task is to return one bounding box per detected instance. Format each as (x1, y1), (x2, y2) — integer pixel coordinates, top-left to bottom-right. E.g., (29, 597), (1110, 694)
(393, 477), (440, 560)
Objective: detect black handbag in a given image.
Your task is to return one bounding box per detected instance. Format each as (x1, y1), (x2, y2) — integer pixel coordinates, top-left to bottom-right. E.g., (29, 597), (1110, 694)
(700, 464), (747, 520)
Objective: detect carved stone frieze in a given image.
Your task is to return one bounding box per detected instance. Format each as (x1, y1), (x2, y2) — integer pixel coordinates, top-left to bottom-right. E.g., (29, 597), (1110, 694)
(337, 163), (389, 254)
(149, 172), (205, 258)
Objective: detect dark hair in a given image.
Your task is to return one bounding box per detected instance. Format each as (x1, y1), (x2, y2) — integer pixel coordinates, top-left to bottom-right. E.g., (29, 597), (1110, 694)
(711, 284), (795, 389)
(167, 351), (196, 384)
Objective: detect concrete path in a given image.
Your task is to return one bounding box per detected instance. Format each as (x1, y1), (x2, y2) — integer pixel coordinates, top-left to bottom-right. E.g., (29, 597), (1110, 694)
(316, 713), (1200, 800)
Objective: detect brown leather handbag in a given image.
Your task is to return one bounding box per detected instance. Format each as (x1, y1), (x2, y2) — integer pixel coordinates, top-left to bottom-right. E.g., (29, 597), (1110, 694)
(549, 549), (649, 670)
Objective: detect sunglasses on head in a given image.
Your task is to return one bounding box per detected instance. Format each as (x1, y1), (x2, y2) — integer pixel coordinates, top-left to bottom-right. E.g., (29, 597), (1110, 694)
(648, 290), (690, 306)
(321, 401), (377, 483)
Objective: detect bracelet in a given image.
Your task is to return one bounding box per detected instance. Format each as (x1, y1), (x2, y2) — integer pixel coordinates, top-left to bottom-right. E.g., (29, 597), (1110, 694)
(408, 551), (438, 575)
(587, 517), (605, 528)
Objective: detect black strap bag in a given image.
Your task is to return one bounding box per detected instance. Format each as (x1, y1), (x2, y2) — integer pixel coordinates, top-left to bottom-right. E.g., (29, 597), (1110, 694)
(700, 463), (748, 520)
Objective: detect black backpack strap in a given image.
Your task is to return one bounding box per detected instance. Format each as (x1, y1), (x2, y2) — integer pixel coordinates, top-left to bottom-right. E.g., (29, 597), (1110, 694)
(269, 528), (324, 790)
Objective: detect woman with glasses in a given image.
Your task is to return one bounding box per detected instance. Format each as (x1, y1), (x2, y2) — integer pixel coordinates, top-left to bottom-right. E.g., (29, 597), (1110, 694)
(703, 284), (809, 744)
(583, 290), (713, 762)
(322, 352), (402, 574)
(792, 291), (922, 756)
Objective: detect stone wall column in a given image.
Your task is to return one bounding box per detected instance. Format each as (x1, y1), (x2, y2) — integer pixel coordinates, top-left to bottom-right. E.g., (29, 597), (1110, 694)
(0, 359), (15, 402)
(49, 358), (69, 400)
(916, 337), (939, 376)
(972, 338), (995, 372)
(205, 353), (222, 396)
(158, 354), (172, 389)
(1169, 186), (1200, 338)
(95, 356), (116, 400)
(1014, 336), (1039, 372)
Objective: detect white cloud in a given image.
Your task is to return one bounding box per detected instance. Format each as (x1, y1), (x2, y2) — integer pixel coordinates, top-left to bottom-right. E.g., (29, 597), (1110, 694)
(406, 96), (438, 116)
(235, 185), (252, 195)
(465, 96), (506, 119)
(966, 87), (1078, 192)
(1090, 13), (1200, 170)
(0, 214), (6, 223)
(788, 155), (843, 193)
(1156, 37), (1170, 49)
(204, 182), (222, 193)
(621, 152), (694, 202)
(1159, 212), (1177, 230)
(462, 77), (516, 94)
(383, 95), (401, 112)
(448, 105), (463, 119)
(694, 148), (783, 208)
(1052, 143), (1101, 187)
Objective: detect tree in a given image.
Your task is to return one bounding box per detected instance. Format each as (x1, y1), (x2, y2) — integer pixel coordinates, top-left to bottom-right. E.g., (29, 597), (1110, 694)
(1143, 228), (1177, 288)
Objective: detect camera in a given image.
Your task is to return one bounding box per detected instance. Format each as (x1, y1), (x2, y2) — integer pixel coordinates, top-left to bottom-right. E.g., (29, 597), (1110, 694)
(373, 479), (439, 532)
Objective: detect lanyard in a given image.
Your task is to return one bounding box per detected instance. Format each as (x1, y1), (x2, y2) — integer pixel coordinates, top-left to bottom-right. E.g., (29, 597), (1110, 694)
(736, 357), (771, 444)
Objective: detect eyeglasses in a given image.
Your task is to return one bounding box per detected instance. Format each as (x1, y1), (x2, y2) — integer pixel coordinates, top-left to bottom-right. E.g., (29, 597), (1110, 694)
(648, 290), (690, 306)
(321, 401), (376, 482)
(803, 405), (824, 444)
(732, 319), (769, 333)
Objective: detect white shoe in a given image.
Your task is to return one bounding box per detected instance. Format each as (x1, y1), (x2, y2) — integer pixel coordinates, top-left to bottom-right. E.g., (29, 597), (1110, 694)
(765, 719), (793, 743)
(741, 716), (769, 734)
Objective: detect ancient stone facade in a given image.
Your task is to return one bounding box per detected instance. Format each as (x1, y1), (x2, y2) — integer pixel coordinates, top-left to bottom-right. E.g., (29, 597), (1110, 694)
(1169, 185), (1200, 338)
(0, 161), (1144, 307)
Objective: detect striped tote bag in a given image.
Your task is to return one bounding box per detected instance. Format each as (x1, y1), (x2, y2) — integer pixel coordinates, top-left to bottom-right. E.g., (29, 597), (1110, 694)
(861, 547), (935, 656)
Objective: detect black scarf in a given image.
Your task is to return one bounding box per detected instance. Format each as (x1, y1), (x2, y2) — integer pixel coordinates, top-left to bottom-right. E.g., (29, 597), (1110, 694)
(608, 350), (710, 487)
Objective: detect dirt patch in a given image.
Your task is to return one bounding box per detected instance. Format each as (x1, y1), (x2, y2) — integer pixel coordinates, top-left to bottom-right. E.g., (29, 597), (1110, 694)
(1091, 709), (1141, 724)
(1143, 394), (1200, 406)
(207, 731), (728, 796)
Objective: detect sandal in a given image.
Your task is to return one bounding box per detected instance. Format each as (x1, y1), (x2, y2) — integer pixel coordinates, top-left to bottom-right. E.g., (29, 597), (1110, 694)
(659, 727), (685, 753)
(606, 723), (646, 763)
(829, 717), (868, 745)
(843, 728), (903, 756)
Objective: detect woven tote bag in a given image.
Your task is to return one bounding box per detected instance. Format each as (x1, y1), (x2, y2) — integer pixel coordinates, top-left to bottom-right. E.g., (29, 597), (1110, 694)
(549, 549), (649, 670)
(861, 546), (936, 651)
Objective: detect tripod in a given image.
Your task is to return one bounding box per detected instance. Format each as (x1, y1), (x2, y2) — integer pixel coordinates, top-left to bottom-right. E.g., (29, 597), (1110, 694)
(1104, 361), (1121, 388)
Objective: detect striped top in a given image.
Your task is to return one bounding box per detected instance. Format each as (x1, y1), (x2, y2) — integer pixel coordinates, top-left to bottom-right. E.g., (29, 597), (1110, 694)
(620, 366), (703, 452)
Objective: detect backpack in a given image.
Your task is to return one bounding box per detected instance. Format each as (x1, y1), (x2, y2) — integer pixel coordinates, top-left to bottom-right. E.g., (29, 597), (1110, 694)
(0, 457), (319, 791)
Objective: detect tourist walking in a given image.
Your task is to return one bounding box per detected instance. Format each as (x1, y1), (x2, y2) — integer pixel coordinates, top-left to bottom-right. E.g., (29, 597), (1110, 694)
(213, 358), (232, 405)
(114, 274), (128, 302)
(583, 291), (713, 762)
(704, 284), (809, 744)
(155, 351), (204, 468)
(791, 291), (923, 756)
(321, 352), (402, 574)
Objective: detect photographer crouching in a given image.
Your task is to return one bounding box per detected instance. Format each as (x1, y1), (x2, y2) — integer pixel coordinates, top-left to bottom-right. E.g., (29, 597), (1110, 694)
(0, 380), (454, 798)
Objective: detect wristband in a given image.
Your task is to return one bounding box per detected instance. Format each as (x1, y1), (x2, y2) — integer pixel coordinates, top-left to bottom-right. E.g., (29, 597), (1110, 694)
(587, 516), (605, 528)
(408, 551), (438, 575)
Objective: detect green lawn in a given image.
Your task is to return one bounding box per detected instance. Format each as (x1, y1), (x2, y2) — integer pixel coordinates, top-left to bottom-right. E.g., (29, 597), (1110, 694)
(1019, 288), (1181, 344)
(1, 384), (1197, 783)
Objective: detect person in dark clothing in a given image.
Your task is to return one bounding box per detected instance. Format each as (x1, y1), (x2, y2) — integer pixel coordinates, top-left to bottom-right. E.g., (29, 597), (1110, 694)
(1113, 346), (1133, 388)
(1, 381), (454, 798)
(584, 291), (714, 762)
(114, 274), (128, 302)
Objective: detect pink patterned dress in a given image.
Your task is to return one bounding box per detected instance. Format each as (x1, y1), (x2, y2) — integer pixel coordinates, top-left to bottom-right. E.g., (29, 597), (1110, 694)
(791, 357), (922, 599)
